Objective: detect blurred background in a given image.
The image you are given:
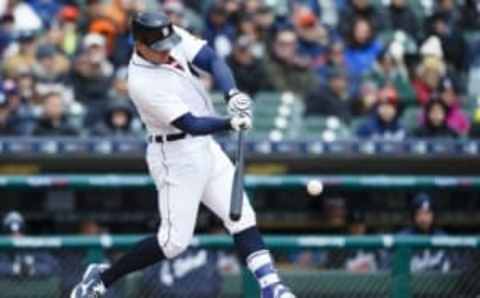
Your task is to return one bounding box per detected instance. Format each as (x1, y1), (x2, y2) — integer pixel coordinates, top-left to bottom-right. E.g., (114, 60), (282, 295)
(0, 0), (480, 297)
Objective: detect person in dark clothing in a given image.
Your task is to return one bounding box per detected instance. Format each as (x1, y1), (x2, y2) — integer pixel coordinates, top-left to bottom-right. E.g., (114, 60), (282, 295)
(385, 0), (420, 40)
(33, 91), (79, 136)
(399, 193), (452, 273)
(0, 88), (16, 135)
(415, 98), (458, 138)
(305, 67), (353, 123)
(339, 0), (386, 36)
(92, 99), (138, 137)
(227, 35), (271, 95)
(0, 211), (60, 277)
(425, 12), (468, 71)
(460, 0), (480, 30)
(356, 87), (405, 140)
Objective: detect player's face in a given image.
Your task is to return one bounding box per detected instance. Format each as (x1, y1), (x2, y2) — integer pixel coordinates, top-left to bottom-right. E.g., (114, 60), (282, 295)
(415, 209), (434, 232)
(136, 42), (170, 64)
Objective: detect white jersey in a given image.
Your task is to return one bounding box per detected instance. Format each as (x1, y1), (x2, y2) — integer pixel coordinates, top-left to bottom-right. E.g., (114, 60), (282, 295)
(128, 26), (216, 136)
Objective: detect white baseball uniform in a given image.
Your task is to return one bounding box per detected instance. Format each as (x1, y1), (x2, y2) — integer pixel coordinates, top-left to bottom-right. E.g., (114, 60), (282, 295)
(128, 27), (256, 259)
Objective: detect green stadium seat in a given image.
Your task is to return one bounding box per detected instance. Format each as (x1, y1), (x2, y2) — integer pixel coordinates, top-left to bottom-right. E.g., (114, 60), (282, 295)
(0, 277), (61, 298)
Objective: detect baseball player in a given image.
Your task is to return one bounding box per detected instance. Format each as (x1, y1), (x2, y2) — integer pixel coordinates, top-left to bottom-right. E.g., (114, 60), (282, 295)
(71, 11), (295, 298)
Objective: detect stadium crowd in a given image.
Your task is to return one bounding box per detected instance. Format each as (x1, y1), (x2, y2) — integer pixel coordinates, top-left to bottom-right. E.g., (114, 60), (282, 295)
(0, 0), (480, 139)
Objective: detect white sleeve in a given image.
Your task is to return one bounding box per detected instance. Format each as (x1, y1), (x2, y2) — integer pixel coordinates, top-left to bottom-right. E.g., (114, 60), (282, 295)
(174, 26), (207, 62)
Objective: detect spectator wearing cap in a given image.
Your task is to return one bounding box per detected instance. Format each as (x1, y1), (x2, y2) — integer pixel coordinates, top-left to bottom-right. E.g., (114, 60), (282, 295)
(3, 30), (38, 78)
(92, 99), (139, 137)
(227, 35), (271, 95)
(72, 33), (113, 121)
(51, 5), (81, 57)
(399, 193), (452, 273)
(32, 43), (70, 83)
(0, 211), (59, 277)
(415, 97), (459, 138)
(384, 0), (420, 41)
(305, 67), (353, 123)
(356, 86), (405, 140)
(203, 3), (236, 58)
(163, 0), (203, 33)
(265, 28), (316, 97)
(293, 7), (331, 74)
(0, 79), (35, 135)
(32, 91), (79, 136)
(344, 18), (383, 88)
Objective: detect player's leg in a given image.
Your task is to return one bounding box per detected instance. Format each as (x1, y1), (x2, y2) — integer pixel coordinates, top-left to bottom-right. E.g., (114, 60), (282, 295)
(201, 140), (295, 298)
(71, 143), (206, 297)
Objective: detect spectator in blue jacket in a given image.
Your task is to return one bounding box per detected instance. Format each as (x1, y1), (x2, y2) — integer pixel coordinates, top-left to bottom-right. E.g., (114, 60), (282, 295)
(203, 3), (236, 58)
(356, 86), (405, 140)
(344, 18), (383, 91)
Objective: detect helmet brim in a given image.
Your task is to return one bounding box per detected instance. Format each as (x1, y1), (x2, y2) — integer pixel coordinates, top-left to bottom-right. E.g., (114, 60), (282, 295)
(150, 32), (181, 51)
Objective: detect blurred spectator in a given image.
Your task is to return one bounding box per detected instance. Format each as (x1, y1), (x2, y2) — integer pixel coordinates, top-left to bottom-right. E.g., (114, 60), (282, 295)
(203, 3), (236, 57)
(293, 7), (331, 73)
(460, 0), (480, 30)
(305, 67), (353, 123)
(50, 5), (81, 57)
(252, 4), (275, 43)
(356, 87), (405, 140)
(344, 18), (383, 86)
(0, 211), (59, 277)
(72, 33), (113, 120)
(265, 28), (316, 97)
(3, 30), (38, 78)
(425, 12), (468, 71)
(0, 87), (15, 135)
(437, 78), (470, 136)
(164, 0), (203, 32)
(412, 56), (446, 105)
(366, 47), (415, 105)
(385, 0), (420, 41)
(399, 193), (452, 272)
(109, 67), (129, 100)
(415, 98), (458, 138)
(32, 43), (70, 83)
(88, 18), (119, 58)
(33, 91), (79, 136)
(0, 13), (15, 56)
(227, 35), (270, 95)
(353, 79), (379, 115)
(92, 99), (138, 137)
(339, 0), (386, 35)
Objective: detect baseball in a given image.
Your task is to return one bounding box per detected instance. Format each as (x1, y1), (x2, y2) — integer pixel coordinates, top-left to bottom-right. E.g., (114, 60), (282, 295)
(307, 179), (323, 196)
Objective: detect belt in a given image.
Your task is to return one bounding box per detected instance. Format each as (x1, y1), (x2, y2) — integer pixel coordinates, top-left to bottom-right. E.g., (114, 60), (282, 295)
(148, 132), (187, 143)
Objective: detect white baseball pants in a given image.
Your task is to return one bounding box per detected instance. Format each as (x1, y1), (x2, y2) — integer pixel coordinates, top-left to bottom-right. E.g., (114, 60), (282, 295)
(146, 136), (256, 259)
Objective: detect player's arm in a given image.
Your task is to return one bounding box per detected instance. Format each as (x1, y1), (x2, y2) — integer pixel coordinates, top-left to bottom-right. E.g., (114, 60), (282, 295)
(172, 112), (251, 135)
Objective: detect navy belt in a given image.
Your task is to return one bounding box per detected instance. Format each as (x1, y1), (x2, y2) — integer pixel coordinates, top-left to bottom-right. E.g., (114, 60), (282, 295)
(148, 133), (187, 143)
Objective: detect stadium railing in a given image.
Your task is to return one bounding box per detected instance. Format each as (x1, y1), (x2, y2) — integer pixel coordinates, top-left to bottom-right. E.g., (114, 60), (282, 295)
(0, 235), (478, 298)
(1, 174), (480, 189)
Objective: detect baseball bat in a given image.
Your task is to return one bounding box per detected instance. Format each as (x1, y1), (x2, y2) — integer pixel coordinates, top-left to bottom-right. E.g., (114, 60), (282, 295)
(229, 130), (246, 221)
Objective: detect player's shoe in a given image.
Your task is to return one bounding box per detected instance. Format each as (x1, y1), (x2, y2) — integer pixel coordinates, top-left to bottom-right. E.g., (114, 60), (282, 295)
(70, 263), (109, 298)
(261, 283), (296, 298)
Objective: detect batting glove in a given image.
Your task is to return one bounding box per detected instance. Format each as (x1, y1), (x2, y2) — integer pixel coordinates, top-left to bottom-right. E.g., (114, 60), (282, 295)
(230, 115), (252, 131)
(227, 89), (252, 117)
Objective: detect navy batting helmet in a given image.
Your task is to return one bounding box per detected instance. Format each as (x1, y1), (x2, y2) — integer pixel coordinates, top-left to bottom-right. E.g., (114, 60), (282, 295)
(131, 11), (181, 51)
